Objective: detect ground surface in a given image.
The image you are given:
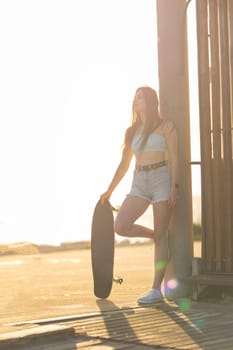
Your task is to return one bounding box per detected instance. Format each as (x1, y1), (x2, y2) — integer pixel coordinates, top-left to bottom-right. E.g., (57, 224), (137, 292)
(3, 242), (233, 350)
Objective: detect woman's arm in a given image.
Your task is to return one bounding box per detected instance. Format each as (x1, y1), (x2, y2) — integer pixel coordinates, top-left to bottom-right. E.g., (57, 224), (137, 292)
(100, 141), (133, 204)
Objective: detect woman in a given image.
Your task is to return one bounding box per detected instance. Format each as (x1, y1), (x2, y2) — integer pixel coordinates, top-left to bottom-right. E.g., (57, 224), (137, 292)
(100, 86), (179, 304)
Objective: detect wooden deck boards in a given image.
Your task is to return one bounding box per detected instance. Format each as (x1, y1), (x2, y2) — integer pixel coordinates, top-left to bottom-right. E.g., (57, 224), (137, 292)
(2, 301), (233, 349)
(73, 302), (233, 350)
(1, 246), (233, 349)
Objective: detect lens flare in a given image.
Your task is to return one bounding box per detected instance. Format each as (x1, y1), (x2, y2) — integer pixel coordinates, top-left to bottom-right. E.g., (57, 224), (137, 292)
(167, 278), (178, 290)
(179, 298), (191, 312)
(164, 278), (179, 295)
(193, 318), (204, 329)
(155, 260), (166, 270)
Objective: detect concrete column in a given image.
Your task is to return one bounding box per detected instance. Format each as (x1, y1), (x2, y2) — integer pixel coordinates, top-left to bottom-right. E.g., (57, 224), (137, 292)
(156, 0), (193, 299)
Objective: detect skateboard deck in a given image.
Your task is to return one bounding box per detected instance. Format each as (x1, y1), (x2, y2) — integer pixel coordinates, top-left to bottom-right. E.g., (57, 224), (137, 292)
(91, 199), (114, 299)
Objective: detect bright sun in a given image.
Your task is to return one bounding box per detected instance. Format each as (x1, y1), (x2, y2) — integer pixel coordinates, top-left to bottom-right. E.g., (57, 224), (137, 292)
(0, 0), (200, 244)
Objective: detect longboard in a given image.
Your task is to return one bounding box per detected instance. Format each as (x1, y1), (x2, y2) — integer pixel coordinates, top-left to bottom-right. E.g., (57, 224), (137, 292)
(91, 199), (115, 299)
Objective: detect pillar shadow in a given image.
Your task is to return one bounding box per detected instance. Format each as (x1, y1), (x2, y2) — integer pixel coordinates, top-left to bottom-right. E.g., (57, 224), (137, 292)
(147, 298), (212, 348)
(96, 298), (212, 349)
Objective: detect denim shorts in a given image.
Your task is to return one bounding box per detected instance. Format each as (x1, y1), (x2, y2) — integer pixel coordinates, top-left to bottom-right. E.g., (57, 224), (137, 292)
(128, 165), (171, 203)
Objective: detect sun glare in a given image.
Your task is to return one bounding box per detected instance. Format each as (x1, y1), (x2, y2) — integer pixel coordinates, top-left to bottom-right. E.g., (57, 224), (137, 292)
(0, 1), (201, 245)
(0, 0), (158, 244)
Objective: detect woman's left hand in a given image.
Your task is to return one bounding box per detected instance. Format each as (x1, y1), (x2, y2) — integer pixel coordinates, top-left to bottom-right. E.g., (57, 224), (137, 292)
(168, 188), (178, 209)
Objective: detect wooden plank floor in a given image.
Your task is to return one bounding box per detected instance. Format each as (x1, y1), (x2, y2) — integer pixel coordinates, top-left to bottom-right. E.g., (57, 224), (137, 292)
(1, 244), (233, 349)
(72, 302), (233, 350)
(2, 301), (233, 349)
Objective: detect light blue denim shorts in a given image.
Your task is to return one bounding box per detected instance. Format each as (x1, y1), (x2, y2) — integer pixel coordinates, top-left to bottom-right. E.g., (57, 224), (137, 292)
(128, 165), (171, 203)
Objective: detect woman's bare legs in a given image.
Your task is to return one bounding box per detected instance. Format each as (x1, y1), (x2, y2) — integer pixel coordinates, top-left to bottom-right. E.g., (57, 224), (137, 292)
(115, 196), (172, 294)
(152, 201), (172, 290)
(114, 195), (154, 238)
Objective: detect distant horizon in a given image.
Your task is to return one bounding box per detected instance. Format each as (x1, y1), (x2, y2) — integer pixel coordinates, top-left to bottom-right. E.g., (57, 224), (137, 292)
(0, 194), (201, 246)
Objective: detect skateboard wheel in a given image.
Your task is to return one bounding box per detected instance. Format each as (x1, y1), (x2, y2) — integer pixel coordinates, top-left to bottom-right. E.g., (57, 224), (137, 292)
(113, 277), (123, 284)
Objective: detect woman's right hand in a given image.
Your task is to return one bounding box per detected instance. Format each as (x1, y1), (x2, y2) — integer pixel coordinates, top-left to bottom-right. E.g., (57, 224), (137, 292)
(100, 190), (112, 205)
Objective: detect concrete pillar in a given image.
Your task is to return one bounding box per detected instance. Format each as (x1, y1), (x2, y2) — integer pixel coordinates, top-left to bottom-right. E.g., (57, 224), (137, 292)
(156, 0), (193, 299)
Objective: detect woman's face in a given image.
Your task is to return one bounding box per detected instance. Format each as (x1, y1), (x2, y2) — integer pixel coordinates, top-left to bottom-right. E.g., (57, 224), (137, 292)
(133, 89), (147, 114)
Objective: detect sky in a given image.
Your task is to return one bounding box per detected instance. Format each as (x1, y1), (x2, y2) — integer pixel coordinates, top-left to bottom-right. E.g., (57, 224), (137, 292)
(0, 0), (200, 245)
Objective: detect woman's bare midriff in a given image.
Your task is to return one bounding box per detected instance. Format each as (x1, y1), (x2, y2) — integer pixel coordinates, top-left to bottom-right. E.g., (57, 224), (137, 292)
(135, 151), (166, 166)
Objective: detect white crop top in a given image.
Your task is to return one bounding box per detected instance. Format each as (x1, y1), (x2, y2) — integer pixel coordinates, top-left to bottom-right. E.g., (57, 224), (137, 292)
(131, 133), (166, 153)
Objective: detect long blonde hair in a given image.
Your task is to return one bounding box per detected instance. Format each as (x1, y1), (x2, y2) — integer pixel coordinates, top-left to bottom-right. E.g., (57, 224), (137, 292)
(124, 86), (161, 149)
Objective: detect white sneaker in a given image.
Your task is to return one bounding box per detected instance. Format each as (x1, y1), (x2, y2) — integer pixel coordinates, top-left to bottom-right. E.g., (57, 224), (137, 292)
(137, 289), (163, 304)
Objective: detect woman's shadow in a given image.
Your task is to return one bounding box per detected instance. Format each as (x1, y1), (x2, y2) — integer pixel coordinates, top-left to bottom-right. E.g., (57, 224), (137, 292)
(96, 299), (139, 343)
(96, 298), (204, 348)
(96, 299), (177, 342)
